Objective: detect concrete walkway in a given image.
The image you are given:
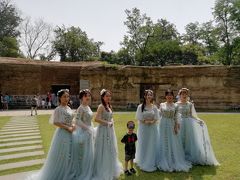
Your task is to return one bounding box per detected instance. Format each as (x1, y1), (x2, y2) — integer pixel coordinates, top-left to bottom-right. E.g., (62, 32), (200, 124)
(0, 116), (45, 178)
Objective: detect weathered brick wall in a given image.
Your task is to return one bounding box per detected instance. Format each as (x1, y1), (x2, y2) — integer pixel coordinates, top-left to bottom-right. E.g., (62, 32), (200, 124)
(0, 57), (239, 111)
(80, 65), (240, 111)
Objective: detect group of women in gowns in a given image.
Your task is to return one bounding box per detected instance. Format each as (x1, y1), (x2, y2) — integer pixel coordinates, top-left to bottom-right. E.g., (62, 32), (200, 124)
(135, 88), (219, 173)
(26, 88), (123, 180)
(26, 87), (219, 180)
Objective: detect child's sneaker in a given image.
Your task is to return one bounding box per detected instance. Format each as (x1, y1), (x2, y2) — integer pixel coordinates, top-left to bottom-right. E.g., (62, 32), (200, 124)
(124, 170), (132, 176)
(130, 168), (136, 174)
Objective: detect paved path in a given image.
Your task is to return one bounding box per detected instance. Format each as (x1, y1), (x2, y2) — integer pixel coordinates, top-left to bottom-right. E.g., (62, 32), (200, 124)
(0, 116), (45, 176)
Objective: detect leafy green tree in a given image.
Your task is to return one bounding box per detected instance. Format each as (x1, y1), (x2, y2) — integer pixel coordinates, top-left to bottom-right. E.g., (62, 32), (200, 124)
(213, 0), (237, 64)
(182, 22), (201, 45)
(122, 8), (154, 65)
(0, 36), (20, 57)
(53, 26), (102, 61)
(0, 0), (21, 57)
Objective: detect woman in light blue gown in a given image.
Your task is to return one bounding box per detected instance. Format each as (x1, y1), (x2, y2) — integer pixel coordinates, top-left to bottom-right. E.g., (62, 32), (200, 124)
(26, 89), (75, 180)
(135, 89), (159, 172)
(68, 89), (94, 180)
(176, 88), (219, 166)
(92, 89), (123, 180)
(157, 89), (192, 172)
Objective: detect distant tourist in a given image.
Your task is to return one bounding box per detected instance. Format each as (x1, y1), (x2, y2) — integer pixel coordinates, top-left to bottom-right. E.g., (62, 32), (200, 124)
(0, 91), (3, 111)
(36, 93), (41, 108)
(31, 95), (38, 116)
(3, 93), (10, 110)
(47, 100), (51, 109)
(41, 99), (46, 109)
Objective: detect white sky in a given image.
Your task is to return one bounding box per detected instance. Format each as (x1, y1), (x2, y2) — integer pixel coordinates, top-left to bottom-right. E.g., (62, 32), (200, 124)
(13, 0), (216, 52)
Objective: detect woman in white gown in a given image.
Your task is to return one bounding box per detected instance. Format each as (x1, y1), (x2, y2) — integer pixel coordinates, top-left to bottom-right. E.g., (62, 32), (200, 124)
(68, 89), (94, 180)
(135, 89), (160, 172)
(26, 89), (75, 180)
(176, 88), (219, 166)
(157, 89), (192, 172)
(92, 89), (123, 180)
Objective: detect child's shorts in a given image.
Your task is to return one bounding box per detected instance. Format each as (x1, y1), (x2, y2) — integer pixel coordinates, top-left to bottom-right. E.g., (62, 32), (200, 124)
(125, 154), (135, 161)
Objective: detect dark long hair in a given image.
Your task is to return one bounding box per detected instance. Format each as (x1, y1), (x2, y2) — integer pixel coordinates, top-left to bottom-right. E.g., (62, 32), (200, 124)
(141, 89), (154, 112)
(101, 90), (112, 112)
(79, 89), (91, 100)
(57, 89), (69, 103)
(165, 89), (174, 97)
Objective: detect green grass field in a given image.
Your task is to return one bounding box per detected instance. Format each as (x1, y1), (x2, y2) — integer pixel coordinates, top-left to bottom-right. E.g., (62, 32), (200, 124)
(1, 113), (240, 179)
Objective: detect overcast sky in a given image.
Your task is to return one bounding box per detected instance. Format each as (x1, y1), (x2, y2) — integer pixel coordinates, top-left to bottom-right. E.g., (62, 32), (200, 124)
(13, 0), (216, 52)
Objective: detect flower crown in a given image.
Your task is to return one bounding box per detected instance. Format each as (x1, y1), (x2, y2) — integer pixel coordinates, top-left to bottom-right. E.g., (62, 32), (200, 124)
(178, 88), (190, 95)
(57, 89), (69, 96)
(80, 89), (90, 94)
(144, 89), (153, 94)
(100, 89), (108, 96)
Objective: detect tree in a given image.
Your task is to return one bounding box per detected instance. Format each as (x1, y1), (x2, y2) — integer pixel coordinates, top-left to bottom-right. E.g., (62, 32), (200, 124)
(199, 21), (220, 55)
(0, 0), (21, 57)
(122, 8), (154, 65)
(230, 0), (240, 32)
(0, 0), (21, 38)
(53, 26), (102, 61)
(144, 19), (182, 66)
(182, 22), (201, 45)
(146, 40), (182, 66)
(0, 36), (20, 57)
(213, 0), (237, 65)
(20, 17), (53, 59)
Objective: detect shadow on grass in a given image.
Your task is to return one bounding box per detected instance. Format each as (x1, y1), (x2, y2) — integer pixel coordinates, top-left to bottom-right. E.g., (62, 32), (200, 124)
(121, 165), (217, 180)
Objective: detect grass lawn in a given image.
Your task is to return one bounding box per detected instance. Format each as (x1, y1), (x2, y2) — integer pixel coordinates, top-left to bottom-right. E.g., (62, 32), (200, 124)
(1, 113), (240, 179)
(0, 116), (11, 129)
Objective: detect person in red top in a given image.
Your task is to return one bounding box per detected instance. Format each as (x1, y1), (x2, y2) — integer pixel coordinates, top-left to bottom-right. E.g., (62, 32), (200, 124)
(121, 121), (138, 176)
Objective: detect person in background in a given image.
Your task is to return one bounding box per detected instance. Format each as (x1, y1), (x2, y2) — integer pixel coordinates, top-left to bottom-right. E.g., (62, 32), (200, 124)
(0, 91), (3, 110)
(31, 95), (38, 116)
(41, 99), (45, 109)
(3, 93), (10, 110)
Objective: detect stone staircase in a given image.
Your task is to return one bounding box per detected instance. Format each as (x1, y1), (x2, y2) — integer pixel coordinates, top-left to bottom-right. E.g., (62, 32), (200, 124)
(0, 116), (45, 173)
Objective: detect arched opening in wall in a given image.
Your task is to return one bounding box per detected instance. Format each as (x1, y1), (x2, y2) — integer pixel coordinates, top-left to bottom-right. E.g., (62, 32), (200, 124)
(51, 84), (71, 95)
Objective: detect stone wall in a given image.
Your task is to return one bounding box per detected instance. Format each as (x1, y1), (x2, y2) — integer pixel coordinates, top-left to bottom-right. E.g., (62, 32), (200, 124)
(80, 65), (240, 111)
(0, 57), (239, 111)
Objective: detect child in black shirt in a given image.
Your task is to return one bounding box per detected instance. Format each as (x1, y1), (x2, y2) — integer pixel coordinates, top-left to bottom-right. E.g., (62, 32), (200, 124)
(121, 121), (138, 176)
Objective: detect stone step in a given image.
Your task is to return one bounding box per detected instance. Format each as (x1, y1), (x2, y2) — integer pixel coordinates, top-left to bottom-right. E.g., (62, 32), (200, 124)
(0, 130), (40, 136)
(0, 136), (41, 143)
(0, 145), (43, 153)
(0, 159), (45, 171)
(0, 132), (40, 139)
(6, 121), (37, 124)
(0, 150), (44, 161)
(2, 125), (39, 130)
(0, 140), (42, 148)
(4, 123), (38, 127)
(0, 170), (38, 180)
(0, 127), (39, 132)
